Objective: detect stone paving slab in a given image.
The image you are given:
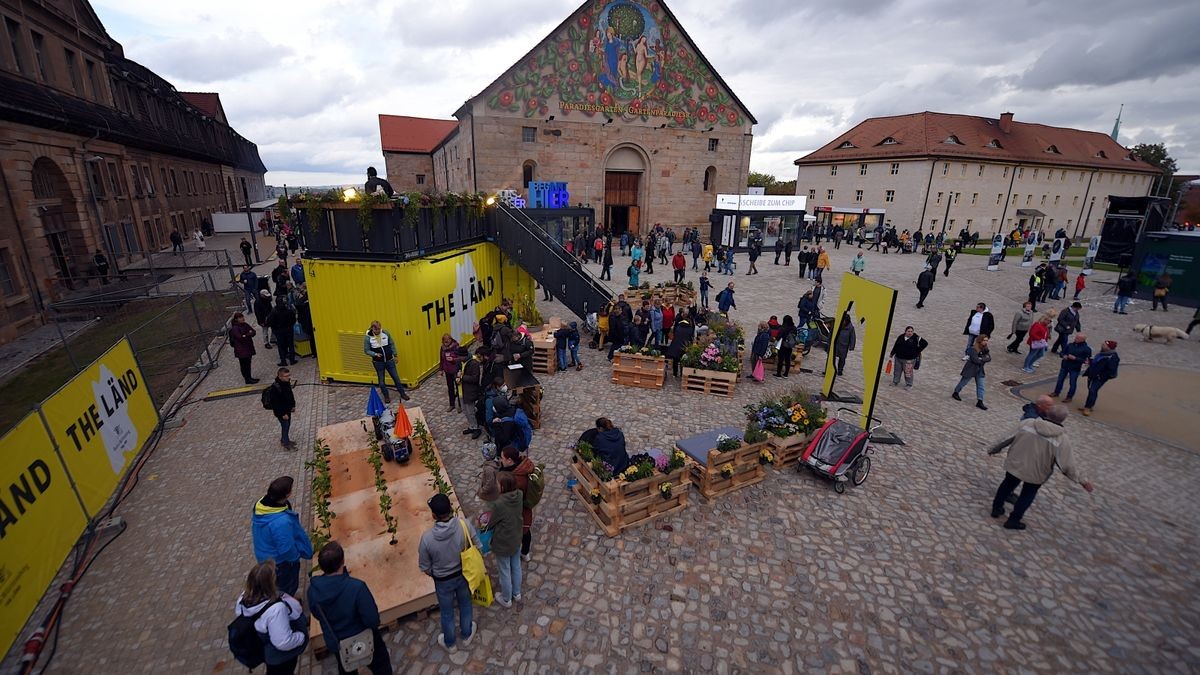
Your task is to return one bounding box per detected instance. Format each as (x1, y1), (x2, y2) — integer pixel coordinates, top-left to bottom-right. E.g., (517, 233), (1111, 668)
(6, 241), (1198, 674)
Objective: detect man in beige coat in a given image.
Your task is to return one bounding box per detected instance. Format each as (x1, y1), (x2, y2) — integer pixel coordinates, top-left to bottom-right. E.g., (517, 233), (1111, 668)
(990, 404), (1094, 530)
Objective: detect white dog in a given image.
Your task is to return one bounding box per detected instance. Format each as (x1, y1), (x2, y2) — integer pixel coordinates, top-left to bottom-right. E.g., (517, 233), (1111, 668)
(1133, 324), (1189, 343)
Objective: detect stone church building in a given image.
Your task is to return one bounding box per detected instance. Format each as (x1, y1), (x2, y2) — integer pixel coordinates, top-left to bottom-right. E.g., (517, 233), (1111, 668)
(380, 0), (755, 237)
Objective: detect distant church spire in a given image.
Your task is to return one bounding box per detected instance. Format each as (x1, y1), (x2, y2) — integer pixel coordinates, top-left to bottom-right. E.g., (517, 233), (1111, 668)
(1110, 104), (1123, 141)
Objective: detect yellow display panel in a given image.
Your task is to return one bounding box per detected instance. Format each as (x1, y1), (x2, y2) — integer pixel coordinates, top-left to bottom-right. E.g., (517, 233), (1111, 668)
(39, 339), (159, 516)
(306, 244), (534, 386)
(822, 272), (898, 429)
(0, 414), (89, 654)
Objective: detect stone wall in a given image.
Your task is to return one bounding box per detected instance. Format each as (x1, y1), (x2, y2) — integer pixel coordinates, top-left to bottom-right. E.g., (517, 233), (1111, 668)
(383, 152), (435, 193)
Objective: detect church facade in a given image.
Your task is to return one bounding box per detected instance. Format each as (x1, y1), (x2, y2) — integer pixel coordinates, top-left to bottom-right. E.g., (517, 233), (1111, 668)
(380, 0), (755, 237)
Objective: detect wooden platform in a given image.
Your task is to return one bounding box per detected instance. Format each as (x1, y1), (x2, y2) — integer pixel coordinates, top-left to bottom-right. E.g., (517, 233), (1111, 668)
(681, 367), (737, 398)
(569, 453), (689, 536)
(611, 353), (665, 389)
(308, 407), (457, 656)
(683, 440), (769, 501)
(528, 318), (562, 375)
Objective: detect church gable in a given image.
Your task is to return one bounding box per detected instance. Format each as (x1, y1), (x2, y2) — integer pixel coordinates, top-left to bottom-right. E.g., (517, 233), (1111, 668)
(481, 0), (753, 130)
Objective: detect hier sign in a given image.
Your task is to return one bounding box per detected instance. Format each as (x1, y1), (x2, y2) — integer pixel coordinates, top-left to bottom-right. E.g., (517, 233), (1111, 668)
(528, 181), (570, 209)
(715, 194), (807, 212)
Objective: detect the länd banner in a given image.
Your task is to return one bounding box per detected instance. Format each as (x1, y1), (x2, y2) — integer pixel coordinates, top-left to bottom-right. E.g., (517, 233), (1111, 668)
(39, 339), (159, 516)
(0, 414), (88, 654)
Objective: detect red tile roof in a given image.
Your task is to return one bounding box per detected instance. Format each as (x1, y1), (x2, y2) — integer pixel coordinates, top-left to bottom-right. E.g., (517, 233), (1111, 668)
(795, 111), (1159, 174)
(378, 114), (459, 154)
(179, 92), (223, 119)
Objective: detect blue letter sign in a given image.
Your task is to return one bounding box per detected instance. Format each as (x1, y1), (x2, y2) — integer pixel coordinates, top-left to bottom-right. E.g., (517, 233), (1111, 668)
(528, 181), (569, 209)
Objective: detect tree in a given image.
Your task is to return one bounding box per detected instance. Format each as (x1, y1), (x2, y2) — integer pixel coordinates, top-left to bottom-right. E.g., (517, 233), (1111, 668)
(766, 180), (796, 196)
(1130, 143), (1182, 198)
(746, 172), (779, 189)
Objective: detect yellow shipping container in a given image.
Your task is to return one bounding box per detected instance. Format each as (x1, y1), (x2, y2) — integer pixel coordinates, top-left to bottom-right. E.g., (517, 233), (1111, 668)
(306, 243), (535, 386)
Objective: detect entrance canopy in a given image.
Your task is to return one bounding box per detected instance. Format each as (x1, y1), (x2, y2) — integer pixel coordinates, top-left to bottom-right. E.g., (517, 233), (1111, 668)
(1016, 209), (1046, 217)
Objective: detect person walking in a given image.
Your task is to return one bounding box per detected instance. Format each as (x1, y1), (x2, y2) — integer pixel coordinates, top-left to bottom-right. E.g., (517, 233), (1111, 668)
(498, 446), (536, 560)
(251, 476), (312, 595)
(233, 561), (308, 675)
(364, 321), (409, 403)
(458, 348), (486, 439)
(439, 334), (461, 412)
(238, 265), (258, 313)
(267, 368), (297, 450)
(795, 245), (809, 279)
(832, 226), (843, 250)
(1021, 313), (1054, 373)
(1027, 268), (1044, 311)
(749, 322), (770, 381)
(915, 267), (935, 308)
(1006, 301), (1034, 354)
(254, 290), (275, 349)
(926, 249), (942, 277)
(1050, 333), (1092, 403)
(308, 542), (393, 675)
(231, 312), (261, 384)
(990, 403), (1093, 530)
(170, 228), (184, 254)
(619, 232), (629, 256)
(487, 473), (524, 608)
(601, 244), (613, 280)
(1113, 274), (1135, 314)
(850, 251), (866, 276)
(268, 298), (297, 367)
(784, 239), (794, 266)
(1151, 274), (1171, 311)
(1079, 340), (1119, 416)
(698, 272), (711, 310)
(723, 247), (736, 275)
(746, 242), (760, 275)
(814, 247), (829, 281)
(690, 238), (701, 270)
(889, 326), (927, 388)
(702, 242), (713, 272)
(92, 250), (110, 284)
(666, 313), (693, 378)
(194, 229), (207, 251)
(240, 237), (254, 266)
(962, 303), (995, 355)
(716, 282), (737, 314)
(774, 315), (798, 378)
(952, 335), (991, 410)
(418, 493), (476, 652)
(942, 248), (957, 277)
(832, 314), (856, 377)
(671, 250), (686, 283)
(1072, 272), (1086, 300)
(1050, 302), (1082, 354)
(289, 260), (304, 286)
(773, 238), (784, 265)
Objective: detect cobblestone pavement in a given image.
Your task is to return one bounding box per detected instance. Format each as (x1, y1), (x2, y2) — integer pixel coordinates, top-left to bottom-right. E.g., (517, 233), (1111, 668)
(11, 242), (1198, 674)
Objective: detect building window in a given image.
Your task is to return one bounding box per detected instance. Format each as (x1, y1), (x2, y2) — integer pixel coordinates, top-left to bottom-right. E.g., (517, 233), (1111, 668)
(64, 48), (81, 93)
(953, 192), (960, 205)
(978, 164), (985, 177)
(1079, 171), (1085, 182)
(826, 189), (834, 200)
(936, 191), (943, 205)
(942, 163), (949, 176)
(960, 163), (967, 177)
(991, 218), (998, 228)
(966, 219), (973, 228)
(1011, 194), (1018, 205)
(854, 189), (863, 203)
(0, 249), (16, 296)
(808, 189), (816, 200)
(930, 219), (938, 229)
(170, 169), (178, 195)
(708, 138), (719, 152)
(522, 161), (536, 188)
(885, 190), (895, 203)
(859, 164), (867, 176)
(889, 163), (900, 175)
(1017, 167), (1024, 179)
(416, 174), (426, 185)
(130, 165), (142, 197)
(971, 193), (978, 205)
(996, 193), (1002, 205)
(30, 31), (48, 82)
(1047, 169), (1054, 181)
(1067, 219), (1073, 229)
(948, 219), (955, 228)
(87, 161), (106, 198)
(1040, 194), (1046, 206)
(1032, 168), (1039, 180)
(830, 165), (838, 176)
(1025, 195), (1032, 205)
(5, 19), (26, 75)
(160, 168), (168, 195)
(1002, 167), (1009, 179)
(1054, 195), (1060, 205)
(1120, 174), (1126, 184)
(522, 126), (536, 143)
(1048, 218), (1054, 228)
(1072, 196), (1079, 206)
(32, 159), (59, 199)
(703, 166), (716, 193)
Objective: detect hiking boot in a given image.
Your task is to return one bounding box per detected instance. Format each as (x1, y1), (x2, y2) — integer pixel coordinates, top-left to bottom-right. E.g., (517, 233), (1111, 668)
(951, 392), (962, 401)
(976, 401), (988, 410)
(400, 391), (412, 401)
(1079, 407), (1092, 416)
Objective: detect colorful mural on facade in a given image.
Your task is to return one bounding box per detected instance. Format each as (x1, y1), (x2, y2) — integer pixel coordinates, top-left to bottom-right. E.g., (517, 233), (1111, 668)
(485, 0), (747, 129)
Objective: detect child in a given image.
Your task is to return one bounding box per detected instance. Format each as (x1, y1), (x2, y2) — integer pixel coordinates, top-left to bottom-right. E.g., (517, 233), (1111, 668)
(553, 323), (571, 372)
(699, 272), (712, 310)
(1073, 273), (1086, 300)
(567, 321), (582, 370)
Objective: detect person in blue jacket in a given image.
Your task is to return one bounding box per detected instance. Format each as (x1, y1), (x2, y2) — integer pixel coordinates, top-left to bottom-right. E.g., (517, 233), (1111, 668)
(717, 282), (737, 314)
(1050, 333), (1092, 403)
(251, 476), (313, 597)
(290, 260), (305, 285)
(590, 418), (630, 474)
(309, 541), (393, 675)
(1079, 340), (1119, 416)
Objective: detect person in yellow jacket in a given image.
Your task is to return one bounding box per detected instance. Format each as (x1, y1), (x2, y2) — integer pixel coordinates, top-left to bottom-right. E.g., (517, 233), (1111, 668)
(815, 247), (831, 282)
(702, 243), (714, 272)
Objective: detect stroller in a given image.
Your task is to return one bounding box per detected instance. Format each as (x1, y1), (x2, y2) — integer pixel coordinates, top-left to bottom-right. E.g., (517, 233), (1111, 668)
(799, 408), (879, 493)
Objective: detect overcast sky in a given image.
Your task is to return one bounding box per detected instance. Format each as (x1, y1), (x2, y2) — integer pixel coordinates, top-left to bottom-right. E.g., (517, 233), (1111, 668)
(95, 0), (1200, 188)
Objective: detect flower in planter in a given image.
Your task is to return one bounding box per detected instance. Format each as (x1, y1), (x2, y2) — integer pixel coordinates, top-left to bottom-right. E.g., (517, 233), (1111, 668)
(759, 449), (775, 465)
(590, 488), (603, 504)
(659, 482), (673, 499)
(667, 449), (686, 472)
(720, 463), (734, 478)
(715, 434), (742, 453)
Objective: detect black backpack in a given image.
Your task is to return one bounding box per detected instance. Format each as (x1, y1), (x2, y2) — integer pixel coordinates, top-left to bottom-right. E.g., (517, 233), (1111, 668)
(228, 599), (281, 668)
(260, 385), (274, 410)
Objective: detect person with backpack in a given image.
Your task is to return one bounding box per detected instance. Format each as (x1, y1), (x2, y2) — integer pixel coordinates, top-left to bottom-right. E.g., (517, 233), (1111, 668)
(775, 315), (798, 378)
(482, 378), (510, 441)
(418, 493), (476, 652)
(264, 368), (297, 450)
(308, 541), (393, 675)
(498, 446), (537, 561)
(494, 398), (534, 452)
(717, 282), (737, 314)
(251, 476), (312, 596)
(487, 473), (525, 608)
(457, 347), (486, 440)
(590, 417), (630, 474)
(230, 561), (308, 674)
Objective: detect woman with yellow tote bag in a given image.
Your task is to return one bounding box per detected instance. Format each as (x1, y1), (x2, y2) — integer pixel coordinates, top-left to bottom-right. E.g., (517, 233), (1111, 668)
(459, 519), (493, 607)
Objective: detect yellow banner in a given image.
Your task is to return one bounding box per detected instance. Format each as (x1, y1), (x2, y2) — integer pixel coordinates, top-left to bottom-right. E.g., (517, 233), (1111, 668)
(0, 414), (88, 654)
(823, 273), (898, 429)
(39, 339), (159, 516)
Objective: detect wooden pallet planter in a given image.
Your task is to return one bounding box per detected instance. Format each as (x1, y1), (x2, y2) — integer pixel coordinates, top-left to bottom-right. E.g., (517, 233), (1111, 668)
(768, 432), (816, 468)
(681, 367), (738, 398)
(684, 440), (769, 500)
(611, 352), (666, 389)
(762, 349), (804, 373)
(532, 343), (557, 375)
(569, 454), (689, 536)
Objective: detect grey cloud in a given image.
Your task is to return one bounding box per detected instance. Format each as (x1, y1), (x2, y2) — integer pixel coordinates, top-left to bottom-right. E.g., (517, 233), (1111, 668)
(389, 0), (575, 49)
(136, 32), (292, 83)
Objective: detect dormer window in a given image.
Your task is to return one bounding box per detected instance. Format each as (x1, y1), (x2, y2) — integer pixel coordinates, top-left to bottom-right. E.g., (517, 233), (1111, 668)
(942, 135), (963, 145)
(1045, 145), (1060, 154)
(878, 137), (899, 146)
(1095, 150), (1107, 159)
(836, 140), (857, 149)
(985, 139), (1003, 149)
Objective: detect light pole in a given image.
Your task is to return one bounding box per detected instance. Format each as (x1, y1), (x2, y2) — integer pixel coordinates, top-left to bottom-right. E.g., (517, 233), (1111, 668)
(242, 180), (261, 263)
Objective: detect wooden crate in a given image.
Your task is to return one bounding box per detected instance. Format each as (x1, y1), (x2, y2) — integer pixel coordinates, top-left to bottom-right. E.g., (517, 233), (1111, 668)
(681, 367), (738, 398)
(768, 432), (815, 468)
(569, 453), (690, 537)
(762, 349), (804, 373)
(684, 440), (769, 500)
(528, 318), (561, 375)
(611, 352), (666, 389)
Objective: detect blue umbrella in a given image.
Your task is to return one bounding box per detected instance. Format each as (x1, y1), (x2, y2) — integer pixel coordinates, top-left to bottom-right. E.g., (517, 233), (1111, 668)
(365, 386), (387, 418)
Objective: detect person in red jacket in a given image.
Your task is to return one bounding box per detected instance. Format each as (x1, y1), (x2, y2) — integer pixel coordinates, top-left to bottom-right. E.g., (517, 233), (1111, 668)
(1021, 313), (1054, 373)
(671, 251), (687, 283)
(230, 312), (260, 384)
(498, 446), (535, 561)
(1073, 273), (1086, 300)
